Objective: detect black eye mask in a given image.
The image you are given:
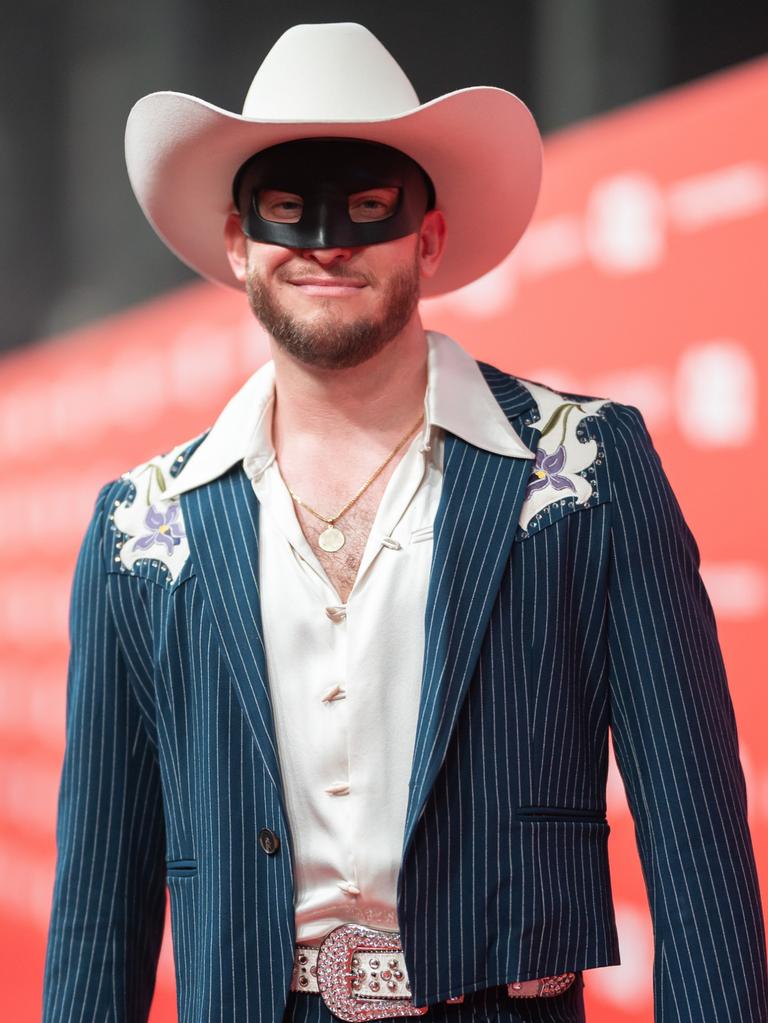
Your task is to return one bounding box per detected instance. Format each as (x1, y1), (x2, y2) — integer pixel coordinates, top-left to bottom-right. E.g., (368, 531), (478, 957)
(232, 138), (435, 249)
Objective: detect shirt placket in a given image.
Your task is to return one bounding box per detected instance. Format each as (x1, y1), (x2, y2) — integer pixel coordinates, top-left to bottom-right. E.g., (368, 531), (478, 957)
(255, 465), (362, 901)
(334, 429), (434, 909)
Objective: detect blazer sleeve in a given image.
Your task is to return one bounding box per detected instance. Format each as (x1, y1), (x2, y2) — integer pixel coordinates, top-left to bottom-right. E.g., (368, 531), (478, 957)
(42, 482), (167, 1023)
(604, 402), (768, 1022)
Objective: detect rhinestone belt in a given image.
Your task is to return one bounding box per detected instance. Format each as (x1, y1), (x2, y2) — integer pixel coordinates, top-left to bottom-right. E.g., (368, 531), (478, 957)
(290, 923), (576, 1022)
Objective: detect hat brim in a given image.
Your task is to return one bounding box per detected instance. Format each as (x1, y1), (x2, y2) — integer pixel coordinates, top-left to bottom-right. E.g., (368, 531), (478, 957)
(125, 86), (542, 298)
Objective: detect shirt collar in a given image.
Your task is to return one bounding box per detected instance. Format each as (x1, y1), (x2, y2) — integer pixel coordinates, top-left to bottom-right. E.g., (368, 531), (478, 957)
(164, 331), (535, 499)
(425, 331), (535, 459)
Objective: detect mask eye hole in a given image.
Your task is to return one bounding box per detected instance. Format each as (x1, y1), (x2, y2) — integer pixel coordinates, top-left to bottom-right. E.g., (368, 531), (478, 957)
(256, 189), (304, 223)
(348, 187), (400, 223)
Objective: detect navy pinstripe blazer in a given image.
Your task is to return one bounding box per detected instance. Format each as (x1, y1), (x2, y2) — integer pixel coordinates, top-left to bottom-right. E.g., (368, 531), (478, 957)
(43, 361), (768, 1022)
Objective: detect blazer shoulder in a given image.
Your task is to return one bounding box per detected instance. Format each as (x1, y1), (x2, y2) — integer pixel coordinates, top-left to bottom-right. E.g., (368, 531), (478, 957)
(591, 400), (662, 487)
(103, 429), (210, 585)
(500, 372), (620, 538)
(119, 428), (211, 489)
(595, 400), (687, 514)
(593, 398), (653, 443)
(515, 374), (614, 414)
(478, 359), (613, 419)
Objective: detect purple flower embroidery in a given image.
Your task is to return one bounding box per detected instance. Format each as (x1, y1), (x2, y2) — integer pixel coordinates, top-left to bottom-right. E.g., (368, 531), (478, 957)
(133, 503), (186, 556)
(525, 444), (577, 499)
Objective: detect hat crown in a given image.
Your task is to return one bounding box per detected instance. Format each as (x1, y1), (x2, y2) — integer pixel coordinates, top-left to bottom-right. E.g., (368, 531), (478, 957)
(241, 23), (421, 122)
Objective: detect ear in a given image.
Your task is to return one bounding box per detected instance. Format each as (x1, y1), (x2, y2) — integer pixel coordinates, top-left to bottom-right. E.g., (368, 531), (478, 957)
(417, 209), (447, 281)
(224, 212), (249, 284)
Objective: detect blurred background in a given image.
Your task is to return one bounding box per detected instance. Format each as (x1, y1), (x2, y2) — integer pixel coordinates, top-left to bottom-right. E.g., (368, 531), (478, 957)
(1, 2), (767, 1020)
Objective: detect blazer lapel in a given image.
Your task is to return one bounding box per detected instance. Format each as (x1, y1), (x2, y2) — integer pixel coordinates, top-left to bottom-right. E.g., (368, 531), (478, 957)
(181, 465), (288, 819)
(402, 369), (541, 857)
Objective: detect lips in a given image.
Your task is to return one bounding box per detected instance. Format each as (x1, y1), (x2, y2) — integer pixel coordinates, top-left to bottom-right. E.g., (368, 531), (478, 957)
(287, 276), (367, 288)
(286, 275), (369, 297)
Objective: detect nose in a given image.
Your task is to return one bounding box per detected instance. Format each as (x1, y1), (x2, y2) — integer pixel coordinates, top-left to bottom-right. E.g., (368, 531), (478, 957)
(300, 245), (354, 265)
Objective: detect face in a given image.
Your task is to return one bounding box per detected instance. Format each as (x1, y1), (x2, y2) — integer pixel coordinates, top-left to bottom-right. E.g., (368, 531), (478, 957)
(226, 214), (445, 371)
(225, 155), (446, 371)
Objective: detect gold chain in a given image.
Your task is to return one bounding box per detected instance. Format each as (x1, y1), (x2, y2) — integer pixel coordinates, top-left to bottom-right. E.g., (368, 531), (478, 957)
(286, 413), (425, 527)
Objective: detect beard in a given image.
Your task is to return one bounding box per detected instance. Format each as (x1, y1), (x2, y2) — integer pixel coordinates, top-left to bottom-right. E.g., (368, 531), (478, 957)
(244, 250), (421, 370)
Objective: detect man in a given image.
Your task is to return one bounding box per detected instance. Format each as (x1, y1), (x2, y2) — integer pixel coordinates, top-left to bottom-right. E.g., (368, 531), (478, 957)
(42, 22), (767, 1023)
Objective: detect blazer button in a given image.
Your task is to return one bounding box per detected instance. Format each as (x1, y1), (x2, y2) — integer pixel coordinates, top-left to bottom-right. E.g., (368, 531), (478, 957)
(259, 827), (280, 855)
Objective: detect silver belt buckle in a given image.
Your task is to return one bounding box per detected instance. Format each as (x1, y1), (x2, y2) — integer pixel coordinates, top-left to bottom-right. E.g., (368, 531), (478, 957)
(315, 923), (428, 1022)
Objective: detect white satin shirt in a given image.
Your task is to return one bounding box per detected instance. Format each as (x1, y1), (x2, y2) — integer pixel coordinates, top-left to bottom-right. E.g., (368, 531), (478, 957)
(234, 332), (533, 944)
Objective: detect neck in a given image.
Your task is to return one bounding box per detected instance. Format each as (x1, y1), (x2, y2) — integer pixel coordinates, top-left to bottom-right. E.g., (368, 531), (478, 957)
(269, 312), (429, 453)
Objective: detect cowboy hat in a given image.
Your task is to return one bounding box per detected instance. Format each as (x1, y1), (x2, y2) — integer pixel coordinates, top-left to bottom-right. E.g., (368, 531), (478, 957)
(125, 21), (542, 297)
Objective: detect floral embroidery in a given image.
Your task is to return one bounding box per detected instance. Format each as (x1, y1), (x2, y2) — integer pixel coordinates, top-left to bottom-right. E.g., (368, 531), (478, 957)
(525, 444), (576, 500)
(134, 503), (186, 555)
(518, 380), (610, 534)
(112, 442), (192, 581)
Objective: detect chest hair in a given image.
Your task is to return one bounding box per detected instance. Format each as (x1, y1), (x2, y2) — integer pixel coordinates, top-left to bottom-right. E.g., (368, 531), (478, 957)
(291, 455), (403, 603)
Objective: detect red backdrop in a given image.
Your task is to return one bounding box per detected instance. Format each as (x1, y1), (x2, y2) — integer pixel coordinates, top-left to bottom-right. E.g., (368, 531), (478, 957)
(1, 56), (766, 1021)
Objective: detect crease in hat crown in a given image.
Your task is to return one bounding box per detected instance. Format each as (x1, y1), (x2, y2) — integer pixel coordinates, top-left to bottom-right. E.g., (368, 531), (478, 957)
(240, 23), (421, 121)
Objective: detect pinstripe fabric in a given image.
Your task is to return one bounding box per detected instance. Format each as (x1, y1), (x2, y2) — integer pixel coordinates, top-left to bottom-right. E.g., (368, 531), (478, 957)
(42, 362), (767, 1022)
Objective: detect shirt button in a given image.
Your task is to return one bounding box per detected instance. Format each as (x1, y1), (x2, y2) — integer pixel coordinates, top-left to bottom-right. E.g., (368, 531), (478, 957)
(337, 880), (361, 896)
(258, 827), (281, 855)
(325, 782), (350, 796)
(325, 605), (347, 622)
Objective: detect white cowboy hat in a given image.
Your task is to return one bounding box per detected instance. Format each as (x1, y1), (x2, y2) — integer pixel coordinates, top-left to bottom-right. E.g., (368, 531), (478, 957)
(125, 21), (542, 297)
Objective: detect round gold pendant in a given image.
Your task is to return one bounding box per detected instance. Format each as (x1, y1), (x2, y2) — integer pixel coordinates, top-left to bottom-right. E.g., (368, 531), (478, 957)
(318, 525), (345, 552)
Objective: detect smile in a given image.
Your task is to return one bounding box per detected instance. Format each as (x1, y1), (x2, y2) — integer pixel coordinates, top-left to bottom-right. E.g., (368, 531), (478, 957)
(287, 276), (368, 297)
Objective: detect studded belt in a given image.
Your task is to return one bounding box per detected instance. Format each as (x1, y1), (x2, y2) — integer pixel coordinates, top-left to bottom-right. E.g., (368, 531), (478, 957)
(290, 923), (576, 1022)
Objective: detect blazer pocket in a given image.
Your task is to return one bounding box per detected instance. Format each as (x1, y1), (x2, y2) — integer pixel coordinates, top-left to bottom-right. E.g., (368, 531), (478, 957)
(515, 805), (607, 824)
(166, 858), (198, 878)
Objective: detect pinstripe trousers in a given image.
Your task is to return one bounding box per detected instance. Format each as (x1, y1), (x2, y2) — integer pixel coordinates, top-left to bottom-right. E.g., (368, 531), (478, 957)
(282, 973), (586, 1023)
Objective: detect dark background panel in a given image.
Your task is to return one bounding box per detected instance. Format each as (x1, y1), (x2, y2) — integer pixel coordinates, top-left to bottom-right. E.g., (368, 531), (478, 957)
(1, 0), (766, 352)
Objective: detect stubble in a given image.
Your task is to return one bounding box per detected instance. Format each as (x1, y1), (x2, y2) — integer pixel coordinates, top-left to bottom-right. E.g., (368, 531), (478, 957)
(244, 252), (421, 370)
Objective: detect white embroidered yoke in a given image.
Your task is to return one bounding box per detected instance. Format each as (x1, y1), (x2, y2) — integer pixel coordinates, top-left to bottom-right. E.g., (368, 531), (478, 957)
(235, 332), (534, 945)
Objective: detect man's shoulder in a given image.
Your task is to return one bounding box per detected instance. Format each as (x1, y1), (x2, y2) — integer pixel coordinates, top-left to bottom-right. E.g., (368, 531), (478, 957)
(93, 429), (211, 585)
(477, 358), (615, 422)
(117, 428), (211, 496)
(475, 362), (654, 539)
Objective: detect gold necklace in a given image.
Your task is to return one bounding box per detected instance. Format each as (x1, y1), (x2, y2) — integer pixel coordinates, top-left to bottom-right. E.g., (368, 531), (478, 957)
(286, 413), (425, 552)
